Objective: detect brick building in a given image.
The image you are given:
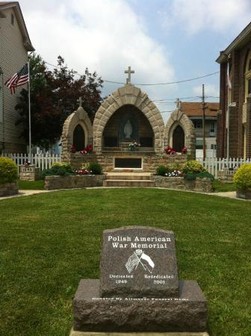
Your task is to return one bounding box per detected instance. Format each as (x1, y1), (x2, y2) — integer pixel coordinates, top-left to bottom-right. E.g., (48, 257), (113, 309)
(0, 1), (34, 153)
(180, 102), (219, 158)
(216, 22), (251, 159)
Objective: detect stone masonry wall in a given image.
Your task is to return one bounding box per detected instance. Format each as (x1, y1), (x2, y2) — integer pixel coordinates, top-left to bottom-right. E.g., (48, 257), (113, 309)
(154, 176), (213, 193)
(44, 175), (105, 190)
(0, 182), (18, 197)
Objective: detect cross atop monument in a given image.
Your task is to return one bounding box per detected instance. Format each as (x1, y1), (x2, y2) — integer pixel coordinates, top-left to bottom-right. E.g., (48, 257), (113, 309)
(124, 66), (135, 84)
(175, 98), (181, 110)
(77, 97), (83, 107)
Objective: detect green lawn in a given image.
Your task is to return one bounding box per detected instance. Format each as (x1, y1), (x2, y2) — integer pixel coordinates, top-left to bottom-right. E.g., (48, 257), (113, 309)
(18, 179), (45, 190)
(0, 188), (250, 336)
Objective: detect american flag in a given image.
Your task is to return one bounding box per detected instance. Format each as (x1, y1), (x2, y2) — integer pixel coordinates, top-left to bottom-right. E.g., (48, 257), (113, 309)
(5, 63), (29, 94)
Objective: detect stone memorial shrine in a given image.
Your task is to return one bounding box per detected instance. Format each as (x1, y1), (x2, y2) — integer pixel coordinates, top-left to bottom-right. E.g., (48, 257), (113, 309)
(70, 226), (208, 335)
(61, 67), (196, 175)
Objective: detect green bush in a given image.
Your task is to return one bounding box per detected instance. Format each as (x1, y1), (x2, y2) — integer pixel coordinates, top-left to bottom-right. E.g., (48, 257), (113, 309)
(0, 157), (18, 184)
(182, 160), (205, 174)
(196, 171), (214, 181)
(182, 160), (213, 181)
(42, 162), (73, 178)
(156, 165), (169, 176)
(233, 163), (251, 190)
(167, 162), (183, 171)
(87, 162), (102, 175)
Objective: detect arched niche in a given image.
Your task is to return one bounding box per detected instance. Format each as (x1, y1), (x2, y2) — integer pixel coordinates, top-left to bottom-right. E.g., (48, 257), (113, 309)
(103, 104), (154, 148)
(173, 125), (185, 152)
(164, 109), (195, 157)
(61, 106), (93, 158)
(93, 84), (164, 153)
(73, 124), (86, 151)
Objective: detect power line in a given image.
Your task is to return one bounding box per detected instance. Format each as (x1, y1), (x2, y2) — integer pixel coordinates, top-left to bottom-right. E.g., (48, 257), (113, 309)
(104, 71), (219, 86)
(44, 60), (219, 87)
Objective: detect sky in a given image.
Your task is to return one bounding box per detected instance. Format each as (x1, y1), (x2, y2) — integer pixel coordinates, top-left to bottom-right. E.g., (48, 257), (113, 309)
(17, 0), (251, 121)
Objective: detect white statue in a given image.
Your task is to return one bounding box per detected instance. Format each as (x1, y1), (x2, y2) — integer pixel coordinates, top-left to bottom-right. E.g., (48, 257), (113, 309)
(124, 120), (133, 139)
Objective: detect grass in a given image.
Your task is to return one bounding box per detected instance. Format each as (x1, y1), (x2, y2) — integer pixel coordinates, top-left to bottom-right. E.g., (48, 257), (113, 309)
(212, 179), (236, 192)
(0, 188), (250, 336)
(18, 179), (45, 190)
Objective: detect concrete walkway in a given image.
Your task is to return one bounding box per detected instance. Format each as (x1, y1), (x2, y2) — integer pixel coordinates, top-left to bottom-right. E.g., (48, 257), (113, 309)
(0, 189), (245, 201)
(0, 189), (51, 200)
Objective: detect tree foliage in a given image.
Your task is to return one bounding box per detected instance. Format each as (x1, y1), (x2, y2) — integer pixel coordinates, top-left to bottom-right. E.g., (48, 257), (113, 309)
(15, 54), (103, 149)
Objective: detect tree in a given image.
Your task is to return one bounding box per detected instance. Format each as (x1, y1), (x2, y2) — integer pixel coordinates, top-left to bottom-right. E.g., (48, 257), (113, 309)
(15, 54), (103, 149)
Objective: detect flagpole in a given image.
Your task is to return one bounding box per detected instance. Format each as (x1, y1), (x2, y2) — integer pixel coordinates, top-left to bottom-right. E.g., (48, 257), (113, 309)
(28, 60), (32, 161)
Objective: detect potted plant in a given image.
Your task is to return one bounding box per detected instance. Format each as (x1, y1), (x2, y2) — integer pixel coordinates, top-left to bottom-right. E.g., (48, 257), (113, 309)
(233, 163), (251, 199)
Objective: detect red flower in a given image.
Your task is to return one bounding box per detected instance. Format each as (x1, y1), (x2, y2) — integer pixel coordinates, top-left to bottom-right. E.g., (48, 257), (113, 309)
(70, 144), (76, 153)
(165, 146), (176, 155)
(182, 146), (187, 154)
(80, 144), (93, 155)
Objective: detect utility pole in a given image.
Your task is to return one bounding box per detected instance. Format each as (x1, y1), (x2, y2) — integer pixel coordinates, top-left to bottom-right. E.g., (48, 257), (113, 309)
(0, 66), (4, 153)
(202, 84), (206, 161)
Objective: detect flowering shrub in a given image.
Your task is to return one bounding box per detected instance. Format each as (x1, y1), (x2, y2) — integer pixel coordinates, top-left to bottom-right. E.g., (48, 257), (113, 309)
(156, 161), (213, 181)
(164, 146), (187, 155)
(75, 168), (91, 175)
(80, 144), (93, 154)
(164, 146), (176, 155)
(70, 144), (93, 154)
(129, 141), (140, 150)
(156, 163), (183, 177)
(233, 163), (251, 190)
(165, 170), (183, 177)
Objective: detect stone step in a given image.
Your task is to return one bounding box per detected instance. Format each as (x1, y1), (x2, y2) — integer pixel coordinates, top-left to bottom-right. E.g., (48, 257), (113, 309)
(105, 172), (152, 181)
(103, 180), (155, 187)
(103, 179), (155, 188)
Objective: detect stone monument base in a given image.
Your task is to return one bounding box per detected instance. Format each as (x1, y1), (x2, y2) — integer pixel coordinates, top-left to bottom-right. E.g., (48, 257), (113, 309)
(72, 279), (207, 333)
(70, 331), (209, 336)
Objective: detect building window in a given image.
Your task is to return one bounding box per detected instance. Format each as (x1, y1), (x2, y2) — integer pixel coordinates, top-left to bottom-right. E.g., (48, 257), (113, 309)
(210, 122), (216, 135)
(196, 139), (203, 149)
(245, 51), (251, 99)
(193, 120), (202, 128)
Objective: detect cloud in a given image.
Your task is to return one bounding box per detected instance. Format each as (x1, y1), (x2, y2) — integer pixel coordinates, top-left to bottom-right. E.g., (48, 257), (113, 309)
(19, 0), (175, 101)
(162, 0), (251, 35)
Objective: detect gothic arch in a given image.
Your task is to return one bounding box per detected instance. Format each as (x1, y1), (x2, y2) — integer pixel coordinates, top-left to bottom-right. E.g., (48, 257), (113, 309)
(61, 106), (93, 156)
(93, 84), (165, 153)
(164, 109), (195, 157)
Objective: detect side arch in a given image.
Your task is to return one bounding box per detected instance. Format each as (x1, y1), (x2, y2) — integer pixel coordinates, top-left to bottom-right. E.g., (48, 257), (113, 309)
(61, 107), (93, 160)
(164, 109), (195, 157)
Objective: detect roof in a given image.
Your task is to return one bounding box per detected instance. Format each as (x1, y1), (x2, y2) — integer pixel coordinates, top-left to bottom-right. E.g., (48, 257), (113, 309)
(180, 102), (219, 118)
(216, 21), (251, 63)
(0, 1), (34, 51)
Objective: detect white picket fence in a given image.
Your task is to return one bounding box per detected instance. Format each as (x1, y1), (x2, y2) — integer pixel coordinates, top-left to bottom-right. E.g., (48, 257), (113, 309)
(1, 153), (251, 178)
(198, 157), (251, 179)
(1, 153), (61, 171)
